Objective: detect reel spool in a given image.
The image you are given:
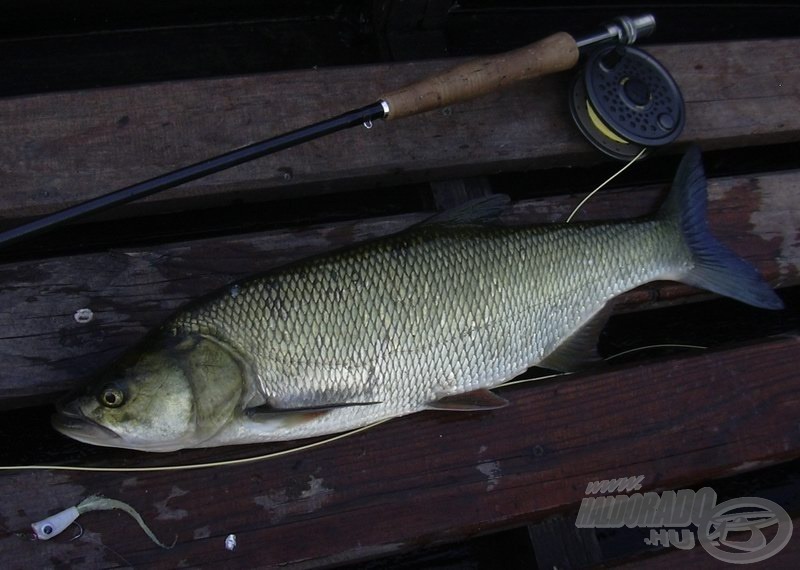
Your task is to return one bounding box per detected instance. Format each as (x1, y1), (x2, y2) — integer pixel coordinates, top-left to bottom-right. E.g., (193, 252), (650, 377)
(569, 45), (685, 160)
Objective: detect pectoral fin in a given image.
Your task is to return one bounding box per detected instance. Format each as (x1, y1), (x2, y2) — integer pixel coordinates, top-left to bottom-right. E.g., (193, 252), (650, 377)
(425, 388), (509, 411)
(538, 302), (615, 372)
(246, 401), (381, 426)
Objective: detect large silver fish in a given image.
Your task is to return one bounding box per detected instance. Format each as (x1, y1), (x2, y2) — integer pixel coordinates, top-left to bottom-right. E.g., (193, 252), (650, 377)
(53, 149), (782, 451)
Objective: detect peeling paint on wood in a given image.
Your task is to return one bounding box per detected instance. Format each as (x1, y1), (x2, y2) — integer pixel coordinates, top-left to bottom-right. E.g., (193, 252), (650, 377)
(0, 40), (798, 221)
(1, 335), (799, 568)
(254, 475), (333, 524)
(0, 171), (796, 408)
(154, 486), (189, 521)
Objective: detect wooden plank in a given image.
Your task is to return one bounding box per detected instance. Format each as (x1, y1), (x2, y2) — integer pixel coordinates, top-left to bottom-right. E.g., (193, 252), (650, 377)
(609, 517), (800, 569)
(1, 334), (798, 568)
(0, 39), (798, 221)
(0, 169), (797, 408)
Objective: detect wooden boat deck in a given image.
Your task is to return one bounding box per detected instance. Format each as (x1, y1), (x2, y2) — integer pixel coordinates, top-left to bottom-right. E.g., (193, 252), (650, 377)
(0, 2), (798, 568)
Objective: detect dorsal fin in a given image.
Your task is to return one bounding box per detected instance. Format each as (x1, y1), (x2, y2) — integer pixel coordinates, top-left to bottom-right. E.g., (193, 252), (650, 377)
(422, 194), (510, 226)
(425, 388), (509, 411)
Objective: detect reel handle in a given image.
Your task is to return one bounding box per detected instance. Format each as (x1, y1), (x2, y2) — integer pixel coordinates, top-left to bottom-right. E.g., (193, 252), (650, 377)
(380, 32), (580, 120)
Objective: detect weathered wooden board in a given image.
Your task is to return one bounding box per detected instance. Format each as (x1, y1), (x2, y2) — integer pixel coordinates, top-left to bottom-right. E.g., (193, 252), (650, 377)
(0, 7), (796, 569)
(610, 517), (800, 569)
(0, 39), (798, 221)
(1, 334), (798, 568)
(0, 170), (797, 408)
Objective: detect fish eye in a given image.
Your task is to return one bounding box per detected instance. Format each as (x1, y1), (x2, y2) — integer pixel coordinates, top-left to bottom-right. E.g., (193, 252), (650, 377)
(99, 385), (125, 408)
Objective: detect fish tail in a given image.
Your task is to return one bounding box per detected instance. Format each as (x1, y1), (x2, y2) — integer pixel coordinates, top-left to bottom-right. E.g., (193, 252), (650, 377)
(659, 146), (783, 310)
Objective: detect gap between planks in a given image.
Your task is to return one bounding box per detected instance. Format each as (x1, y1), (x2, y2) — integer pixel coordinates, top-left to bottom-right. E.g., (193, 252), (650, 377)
(0, 169), (797, 407)
(0, 39), (798, 220)
(0, 334), (798, 567)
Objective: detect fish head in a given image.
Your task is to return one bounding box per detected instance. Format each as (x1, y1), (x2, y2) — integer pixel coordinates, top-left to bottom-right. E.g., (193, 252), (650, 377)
(52, 333), (246, 452)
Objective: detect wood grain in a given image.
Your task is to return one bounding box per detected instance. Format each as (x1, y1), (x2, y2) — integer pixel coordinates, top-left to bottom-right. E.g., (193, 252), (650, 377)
(610, 517), (800, 568)
(1, 334), (798, 568)
(0, 170), (797, 408)
(0, 40), (798, 221)
(1, 10), (798, 569)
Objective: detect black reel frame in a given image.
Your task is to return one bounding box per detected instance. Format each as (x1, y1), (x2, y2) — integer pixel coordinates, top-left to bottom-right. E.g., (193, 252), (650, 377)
(569, 45), (685, 161)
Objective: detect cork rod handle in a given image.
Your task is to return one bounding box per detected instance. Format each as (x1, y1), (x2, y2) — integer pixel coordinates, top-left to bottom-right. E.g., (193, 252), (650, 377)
(381, 32), (580, 120)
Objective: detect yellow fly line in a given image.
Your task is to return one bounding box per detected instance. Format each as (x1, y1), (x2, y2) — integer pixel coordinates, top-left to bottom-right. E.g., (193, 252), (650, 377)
(0, 419), (392, 473)
(1, 344), (707, 472)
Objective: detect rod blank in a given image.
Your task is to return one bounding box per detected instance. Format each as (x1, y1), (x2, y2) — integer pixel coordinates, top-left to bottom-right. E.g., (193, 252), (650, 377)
(0, 103), (386, 249)
(0, 14), (655, 251)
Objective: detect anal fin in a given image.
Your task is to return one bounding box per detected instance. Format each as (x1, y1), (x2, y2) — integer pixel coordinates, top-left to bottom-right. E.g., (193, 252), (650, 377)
(538, 302), (615, 372)
(425, 388), (508, 411)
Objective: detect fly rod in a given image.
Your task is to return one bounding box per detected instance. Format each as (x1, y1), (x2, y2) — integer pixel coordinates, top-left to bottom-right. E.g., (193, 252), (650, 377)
(0, 14), (655, 249)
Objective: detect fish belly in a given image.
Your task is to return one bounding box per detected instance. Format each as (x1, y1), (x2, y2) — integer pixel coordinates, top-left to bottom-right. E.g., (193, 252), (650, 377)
(172, 219), (684, 438)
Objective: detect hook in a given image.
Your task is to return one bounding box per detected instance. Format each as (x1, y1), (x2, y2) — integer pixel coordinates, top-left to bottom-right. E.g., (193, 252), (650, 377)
(69, 522), (84, 541)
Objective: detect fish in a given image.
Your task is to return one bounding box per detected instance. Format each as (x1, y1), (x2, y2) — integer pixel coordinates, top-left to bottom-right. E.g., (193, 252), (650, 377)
(52, 148), (783, 452)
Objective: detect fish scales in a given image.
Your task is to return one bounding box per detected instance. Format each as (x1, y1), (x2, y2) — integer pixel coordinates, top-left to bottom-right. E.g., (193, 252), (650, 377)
(166, 220), (682, 441)
(52, 149), (783, 451)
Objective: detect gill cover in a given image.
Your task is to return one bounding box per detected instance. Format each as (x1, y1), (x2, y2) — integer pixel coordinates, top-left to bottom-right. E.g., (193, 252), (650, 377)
(53, 333), (246, 452)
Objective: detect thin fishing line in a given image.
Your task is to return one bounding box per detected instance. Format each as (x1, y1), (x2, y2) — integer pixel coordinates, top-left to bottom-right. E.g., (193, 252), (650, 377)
(604, 343), (707, 361)
(566, 146), (647, 223)
(499, 344), (708, 387)
(501, 372), (571, 387)
(2, 347), (705, 472)
(0, 419), (391, 473)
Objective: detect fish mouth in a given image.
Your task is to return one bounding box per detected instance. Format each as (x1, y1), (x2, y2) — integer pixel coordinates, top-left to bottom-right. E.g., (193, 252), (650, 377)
(51, 398), (120, 443)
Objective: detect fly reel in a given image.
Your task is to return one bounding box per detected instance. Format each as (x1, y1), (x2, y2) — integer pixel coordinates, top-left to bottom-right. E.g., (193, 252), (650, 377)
(569, 45), (685, 160)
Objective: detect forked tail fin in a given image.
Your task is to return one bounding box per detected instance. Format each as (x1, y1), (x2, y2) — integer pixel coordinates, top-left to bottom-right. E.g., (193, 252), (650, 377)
(659, 147), (783, 310)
